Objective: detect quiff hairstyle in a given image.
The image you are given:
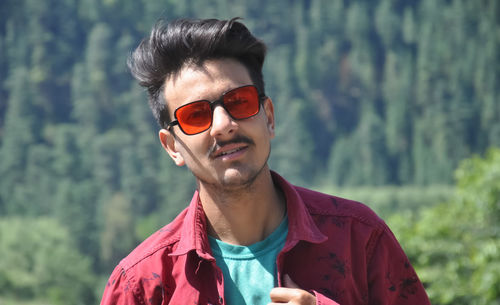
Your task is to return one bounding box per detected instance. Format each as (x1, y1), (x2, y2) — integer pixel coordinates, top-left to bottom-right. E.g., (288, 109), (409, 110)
(127, 17), (267, 129)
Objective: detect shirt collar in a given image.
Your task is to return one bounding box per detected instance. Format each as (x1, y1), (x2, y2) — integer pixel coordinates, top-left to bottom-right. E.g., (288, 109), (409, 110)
(270, 171), (327, 249)
(169, 191), (214, 259)
(169, 171), (327, 258)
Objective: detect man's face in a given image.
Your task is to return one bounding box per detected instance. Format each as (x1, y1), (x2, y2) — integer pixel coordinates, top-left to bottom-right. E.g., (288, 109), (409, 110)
(159, 58), (275, 189)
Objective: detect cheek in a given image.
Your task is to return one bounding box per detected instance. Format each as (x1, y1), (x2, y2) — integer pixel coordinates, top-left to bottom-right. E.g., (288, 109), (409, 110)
(177, 136), (210, 161)
(253, 121), (273, 153)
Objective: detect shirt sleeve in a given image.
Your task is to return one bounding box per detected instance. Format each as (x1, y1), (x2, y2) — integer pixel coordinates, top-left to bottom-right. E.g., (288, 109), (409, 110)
(100, 265), (140, 305)
(312, 290), (341, 305)
(366, 227), (431, 305)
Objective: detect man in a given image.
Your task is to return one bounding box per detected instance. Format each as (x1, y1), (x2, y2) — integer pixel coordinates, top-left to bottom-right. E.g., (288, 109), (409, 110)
(100, 18), (430, 305)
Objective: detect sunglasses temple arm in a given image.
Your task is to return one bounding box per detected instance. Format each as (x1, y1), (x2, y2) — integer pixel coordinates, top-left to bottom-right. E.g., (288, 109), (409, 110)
(166, 120), (179, 131)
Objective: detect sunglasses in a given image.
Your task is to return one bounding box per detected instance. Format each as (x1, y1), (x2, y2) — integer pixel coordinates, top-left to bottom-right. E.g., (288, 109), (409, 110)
(167, 85), (266, 135)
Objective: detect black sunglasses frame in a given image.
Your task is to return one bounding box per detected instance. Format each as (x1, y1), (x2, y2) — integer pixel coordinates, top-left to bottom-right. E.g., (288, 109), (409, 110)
(166, 85), (267, 135)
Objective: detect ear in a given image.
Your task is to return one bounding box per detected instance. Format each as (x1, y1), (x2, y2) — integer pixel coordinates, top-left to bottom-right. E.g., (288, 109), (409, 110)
(159, 129), (185, 166)
(263, 97), (276, 138)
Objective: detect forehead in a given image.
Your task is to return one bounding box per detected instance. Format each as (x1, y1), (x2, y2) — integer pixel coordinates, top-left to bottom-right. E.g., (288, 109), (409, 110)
(163, 59), (253, 111)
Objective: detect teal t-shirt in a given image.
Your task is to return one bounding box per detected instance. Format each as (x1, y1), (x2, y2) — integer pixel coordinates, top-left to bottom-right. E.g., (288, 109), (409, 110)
(208, 216), (288, 305)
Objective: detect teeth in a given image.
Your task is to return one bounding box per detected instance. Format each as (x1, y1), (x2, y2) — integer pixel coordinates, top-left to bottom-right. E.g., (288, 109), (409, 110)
(220, 147), (243, 156)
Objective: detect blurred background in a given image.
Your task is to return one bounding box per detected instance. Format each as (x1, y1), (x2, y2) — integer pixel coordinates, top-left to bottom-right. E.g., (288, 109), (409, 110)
(0, 0), (499, 304)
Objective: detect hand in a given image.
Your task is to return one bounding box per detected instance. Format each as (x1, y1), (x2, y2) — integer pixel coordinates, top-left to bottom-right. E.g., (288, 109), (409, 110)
(269, 274), (316, 304)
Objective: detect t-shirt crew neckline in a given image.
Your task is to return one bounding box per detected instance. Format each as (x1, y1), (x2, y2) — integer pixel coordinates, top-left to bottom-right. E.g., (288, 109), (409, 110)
(208, 215), (289, 259)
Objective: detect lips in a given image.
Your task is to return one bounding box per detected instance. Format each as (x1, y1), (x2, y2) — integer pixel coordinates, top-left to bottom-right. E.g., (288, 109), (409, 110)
(219, 147), (245, 156)
(212, 143), (248, 159)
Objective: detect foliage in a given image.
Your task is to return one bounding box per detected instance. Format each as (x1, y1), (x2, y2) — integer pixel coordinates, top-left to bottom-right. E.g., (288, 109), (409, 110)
(319, 184), (453, 220)
(389, 148), (500, 304)
(0, 217), (97, 305)
(0, 0), (499, 303)
(100, 192), (137, 268)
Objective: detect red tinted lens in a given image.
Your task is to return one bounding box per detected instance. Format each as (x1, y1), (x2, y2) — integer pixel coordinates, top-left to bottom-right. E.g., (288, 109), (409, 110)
(223, 86), (260, 119)
(175, 101), (212, 135)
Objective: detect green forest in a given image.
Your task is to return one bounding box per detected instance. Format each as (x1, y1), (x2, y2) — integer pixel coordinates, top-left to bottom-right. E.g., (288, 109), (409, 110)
(0, 0), (499, 304)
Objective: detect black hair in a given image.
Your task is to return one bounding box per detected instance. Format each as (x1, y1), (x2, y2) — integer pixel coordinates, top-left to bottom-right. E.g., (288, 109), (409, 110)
(127, 17), (267, 128)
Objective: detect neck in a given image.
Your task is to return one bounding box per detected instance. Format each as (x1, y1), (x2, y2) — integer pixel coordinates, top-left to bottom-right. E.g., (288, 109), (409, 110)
(198, 168), (286, 246)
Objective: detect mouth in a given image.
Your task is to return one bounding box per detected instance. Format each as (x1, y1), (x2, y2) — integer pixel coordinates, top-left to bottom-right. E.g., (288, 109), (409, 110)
(213, 144), (248, 159)
(210, 135), (254, 159)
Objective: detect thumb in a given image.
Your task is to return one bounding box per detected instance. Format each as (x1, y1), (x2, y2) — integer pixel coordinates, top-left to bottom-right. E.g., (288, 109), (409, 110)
(283, 274), (300, 289)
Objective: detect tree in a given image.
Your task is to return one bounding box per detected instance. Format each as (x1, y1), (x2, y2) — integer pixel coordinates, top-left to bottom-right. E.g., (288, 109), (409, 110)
(0, 67), (35, 215)
(382, 50), (414, 183)
(100, 193), (136, 270)
(269, 97), (315, 186)
(0, 217), (97, 305)
(389, 148), (500, 304)
(327, 103), (389, 185)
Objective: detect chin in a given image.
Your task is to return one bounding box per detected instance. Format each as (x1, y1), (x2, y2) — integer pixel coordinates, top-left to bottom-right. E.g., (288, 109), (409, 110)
(196, 165), (264, 190)
(191, 158), (270, 190)
(219, 168), (259, 187)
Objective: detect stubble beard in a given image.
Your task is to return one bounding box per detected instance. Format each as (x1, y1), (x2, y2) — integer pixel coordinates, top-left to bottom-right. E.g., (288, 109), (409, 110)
(195, 146), (272, 198)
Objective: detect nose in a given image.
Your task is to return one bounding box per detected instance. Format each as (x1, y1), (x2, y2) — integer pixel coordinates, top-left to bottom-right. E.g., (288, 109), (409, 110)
(209, 105), (236, 137)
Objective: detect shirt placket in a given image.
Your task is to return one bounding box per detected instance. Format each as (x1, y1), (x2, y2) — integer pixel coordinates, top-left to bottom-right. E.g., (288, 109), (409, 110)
(212, 261), (225, 305)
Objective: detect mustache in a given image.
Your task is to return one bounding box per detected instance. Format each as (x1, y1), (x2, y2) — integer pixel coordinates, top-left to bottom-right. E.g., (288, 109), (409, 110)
(208, 135), (254, 156)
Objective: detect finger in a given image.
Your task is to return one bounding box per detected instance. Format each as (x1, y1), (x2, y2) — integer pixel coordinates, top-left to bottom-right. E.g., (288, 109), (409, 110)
(270, 287), (300, 302)
(283, 274), (300, 289)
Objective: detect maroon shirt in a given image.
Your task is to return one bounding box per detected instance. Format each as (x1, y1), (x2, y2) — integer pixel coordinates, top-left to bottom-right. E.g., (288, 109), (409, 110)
(100, 171), (430, 305)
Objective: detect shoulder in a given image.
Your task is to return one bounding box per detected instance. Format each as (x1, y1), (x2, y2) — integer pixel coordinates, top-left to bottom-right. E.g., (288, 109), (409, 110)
(294, 185), (386, 230)
(117, 207), (188, 274)
(101, 208), (190, 303)
(293, 185), (399, 265)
